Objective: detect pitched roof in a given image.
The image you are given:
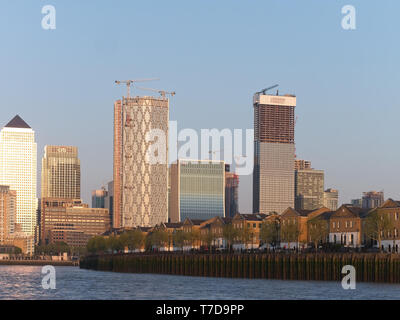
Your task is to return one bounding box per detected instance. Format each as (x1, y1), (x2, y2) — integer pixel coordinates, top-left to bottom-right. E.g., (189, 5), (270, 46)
(5, 115), (31, 129)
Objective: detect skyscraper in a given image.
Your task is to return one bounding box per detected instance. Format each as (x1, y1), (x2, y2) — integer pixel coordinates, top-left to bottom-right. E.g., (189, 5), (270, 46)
(41, 146), (81, 199)
(169, 159), (225, 222)
(295, 166), (324, 211)
(113, 96), (169, 228)
(253, 92), (296, 214)
(0, 115), (37, 239)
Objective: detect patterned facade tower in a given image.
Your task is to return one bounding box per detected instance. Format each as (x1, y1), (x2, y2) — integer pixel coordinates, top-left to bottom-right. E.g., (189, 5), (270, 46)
(114, 96), (169, 228)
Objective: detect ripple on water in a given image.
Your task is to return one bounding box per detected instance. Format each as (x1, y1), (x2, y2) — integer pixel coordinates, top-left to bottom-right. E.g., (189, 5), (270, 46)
(0, 266), (400, 300)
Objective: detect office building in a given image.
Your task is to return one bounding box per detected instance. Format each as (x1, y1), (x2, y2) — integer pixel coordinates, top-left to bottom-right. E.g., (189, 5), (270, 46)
(0, 186), (16, 243)
(253, 92), (296, 214)
(104, 181), (114, 226)
(295, 162), (324, 210)
(225, 165), (239, 218)
(351, 199), (363, 208)
(92, 187), (107, 208)
(362, 191), (384, 209)
(113, 96), (169, 228)
(294, 159), (311, 171)
(0, 115), (37, 241)
(169, 159), (225, 222)
(323, 188), (339, 211)
(41, 146), (80, 199)
(40, 198), (110, 245)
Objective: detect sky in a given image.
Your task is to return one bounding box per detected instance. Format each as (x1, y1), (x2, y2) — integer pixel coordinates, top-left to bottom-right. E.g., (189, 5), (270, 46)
(0, 0), (399, 212)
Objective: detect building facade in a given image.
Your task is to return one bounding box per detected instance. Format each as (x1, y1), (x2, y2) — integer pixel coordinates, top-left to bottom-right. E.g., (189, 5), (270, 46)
(0, 186), (16, 243)
(323, 188), (339, 211)
(362, 191), (384, 209)
(253, 93), (296, 215)
(0, 116), (37, 241)
(92, 187), (108, 209)
(225, 165), (239, 218)
(40, 198), (110, 245)
(104, 181), (114, 227)
(41, 146), (80, 199)
(114, 96), (169, 228)
(295, 167), (324, 210)
(169, 160), (225, 222)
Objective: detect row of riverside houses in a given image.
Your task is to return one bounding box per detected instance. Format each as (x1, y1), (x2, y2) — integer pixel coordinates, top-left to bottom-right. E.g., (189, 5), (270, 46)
(101, 199), (400, 254)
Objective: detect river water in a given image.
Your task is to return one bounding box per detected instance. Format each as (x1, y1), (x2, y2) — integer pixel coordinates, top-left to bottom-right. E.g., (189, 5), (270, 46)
(0, 265), (399, 300)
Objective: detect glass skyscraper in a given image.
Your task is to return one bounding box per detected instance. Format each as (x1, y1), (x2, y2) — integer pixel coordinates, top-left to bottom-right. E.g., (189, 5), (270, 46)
(169, 159), (225, 222)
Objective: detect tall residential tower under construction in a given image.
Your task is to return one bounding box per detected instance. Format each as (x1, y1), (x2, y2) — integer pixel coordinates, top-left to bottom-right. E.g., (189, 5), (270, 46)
(253, 91), (296, 214)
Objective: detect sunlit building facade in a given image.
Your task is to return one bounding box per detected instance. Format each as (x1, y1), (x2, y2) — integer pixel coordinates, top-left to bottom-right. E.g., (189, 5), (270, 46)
(253, 93), (296, 214)
(41, 146), (81, 199)
(169, 159), (225, 222)
(114, 96), (169, 228)
(0, 186), (16, 243)
(0, 116), (37, 241)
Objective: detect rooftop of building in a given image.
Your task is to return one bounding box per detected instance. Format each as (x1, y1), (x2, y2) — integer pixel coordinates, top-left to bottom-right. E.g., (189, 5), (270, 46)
(4, 115), (31, 129)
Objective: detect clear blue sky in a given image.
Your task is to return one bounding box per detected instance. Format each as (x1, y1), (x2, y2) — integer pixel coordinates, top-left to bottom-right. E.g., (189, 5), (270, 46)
(0, 0), (399, 211)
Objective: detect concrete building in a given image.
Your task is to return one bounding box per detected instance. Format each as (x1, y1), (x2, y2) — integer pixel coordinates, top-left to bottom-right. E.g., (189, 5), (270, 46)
(40, 198), (110, 245)
(0, 186), (16, 243)
(92, 187), (108, 209)
(295, 165), (324, 211)
(41, 146), (80, 199)
(169, 159), (225, 222)
(104, 181), (114, 227)
(323, 188), (339, 211)
(351, 199), (363, 208)
(225, 164), (239, 218)
(294, 159), (311, 171)
(253, 92), (296, 215)
(362, 191), (384, 209)
(0, 116), (37, 245)
(113, 96), (169, 228)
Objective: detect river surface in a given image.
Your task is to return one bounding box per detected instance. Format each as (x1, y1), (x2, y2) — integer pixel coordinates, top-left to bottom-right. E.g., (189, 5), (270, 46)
(0, 265), (400, 300)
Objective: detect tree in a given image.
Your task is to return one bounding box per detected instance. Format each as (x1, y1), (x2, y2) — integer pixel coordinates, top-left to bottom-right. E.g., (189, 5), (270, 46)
(188, 229), (201, 250)
(87, 236), (107, 254)
(240, 225), (255, 250)
(307, 217), (328, 251)
(173, 230), (187, 252)
(147, 230), (170, 251)
(222, 224), (238, 252)
(364, 210), (393, 252)
(260, 220), (280, 250)
(119, 230), (145, 252)
(201, 231), (216, 252)
(106, 235), (123, 253)
(281, 220), (300, 249)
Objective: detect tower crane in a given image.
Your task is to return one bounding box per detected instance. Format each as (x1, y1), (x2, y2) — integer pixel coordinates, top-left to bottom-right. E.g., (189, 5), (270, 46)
(256, 84), (279, 95)
(136, 86), (176, 98)
(114, 78), (159, 98)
